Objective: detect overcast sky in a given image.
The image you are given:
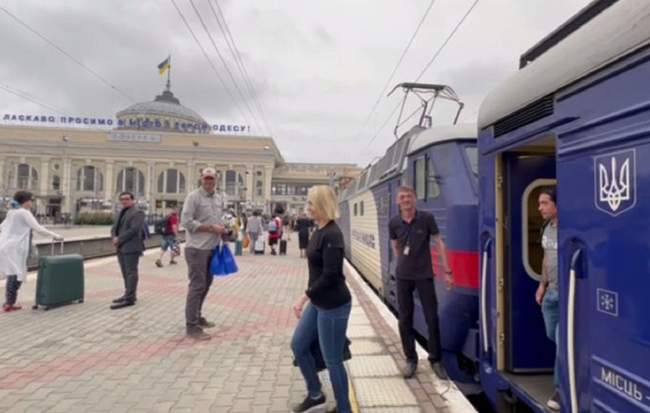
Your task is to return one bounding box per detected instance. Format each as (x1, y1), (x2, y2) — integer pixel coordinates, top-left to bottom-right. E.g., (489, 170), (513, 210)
(1, 0), (592, 165)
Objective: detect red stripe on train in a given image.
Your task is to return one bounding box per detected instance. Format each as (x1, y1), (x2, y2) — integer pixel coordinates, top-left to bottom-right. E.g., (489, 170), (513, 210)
(431, 248), (479, 289)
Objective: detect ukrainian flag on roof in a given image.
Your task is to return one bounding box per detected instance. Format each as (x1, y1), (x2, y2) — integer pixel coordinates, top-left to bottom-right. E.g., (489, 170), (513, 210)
(158, 56), (170, 75)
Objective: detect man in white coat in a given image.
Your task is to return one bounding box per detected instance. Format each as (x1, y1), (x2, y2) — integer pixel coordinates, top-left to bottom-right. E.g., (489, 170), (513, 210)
(0, 191), (63, 312)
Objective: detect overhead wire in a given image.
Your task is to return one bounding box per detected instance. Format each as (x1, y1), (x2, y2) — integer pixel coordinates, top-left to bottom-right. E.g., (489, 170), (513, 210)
(169, 0), (251, 126)
(187, 0), (263, 133)
(415, 0), (480, 81)
(208, 0), (274, 136)
(356, 0), (437, 139)
(0, 83), (65, 114)
(362, 0), (480, 156)
(0, 6), (134, 103)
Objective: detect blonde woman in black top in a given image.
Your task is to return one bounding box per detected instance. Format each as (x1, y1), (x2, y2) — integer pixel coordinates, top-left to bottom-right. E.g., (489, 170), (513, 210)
(290, 185), (352, 413)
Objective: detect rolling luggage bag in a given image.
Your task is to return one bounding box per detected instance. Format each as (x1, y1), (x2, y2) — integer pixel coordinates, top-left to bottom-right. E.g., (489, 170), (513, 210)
(254, 238), (265, 255)
(279, 239), (287, 255)
(32, 242), (84, 311)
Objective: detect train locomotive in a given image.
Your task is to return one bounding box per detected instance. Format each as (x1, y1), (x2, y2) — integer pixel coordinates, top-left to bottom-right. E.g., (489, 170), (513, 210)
(338, 83), (481, 385)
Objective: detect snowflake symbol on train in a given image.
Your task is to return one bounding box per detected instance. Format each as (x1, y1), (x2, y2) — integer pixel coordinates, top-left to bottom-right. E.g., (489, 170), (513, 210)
(600, 294), (615, 312)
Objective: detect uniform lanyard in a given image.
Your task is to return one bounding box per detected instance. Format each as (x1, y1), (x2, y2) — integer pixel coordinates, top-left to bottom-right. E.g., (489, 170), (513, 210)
(401, 220), (413, 255)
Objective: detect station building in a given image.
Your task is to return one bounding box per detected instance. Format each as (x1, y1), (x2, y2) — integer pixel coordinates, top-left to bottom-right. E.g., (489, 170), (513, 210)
(0, 86), (359, 220)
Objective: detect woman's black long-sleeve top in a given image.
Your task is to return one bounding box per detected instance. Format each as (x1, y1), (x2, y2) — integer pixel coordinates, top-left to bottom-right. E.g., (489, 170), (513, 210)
(305, 221), (351, 309)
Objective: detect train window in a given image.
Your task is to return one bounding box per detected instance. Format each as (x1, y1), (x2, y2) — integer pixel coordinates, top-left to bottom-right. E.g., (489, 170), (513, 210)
(378, 193), (390, 216)
(360, 201), (364, 216)
(465, 146), (479, 177)
(414, 157), (426, 200)
(354, 203), (358, 216)
(427, 157), (440, 199)
(358, 171), (368, 189)
(522, 178), (557, 281)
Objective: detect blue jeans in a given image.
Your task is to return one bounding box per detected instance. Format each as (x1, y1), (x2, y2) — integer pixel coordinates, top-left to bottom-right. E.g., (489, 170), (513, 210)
(161, 235), (177, 251)
(291, 301), (352, 413)
(542, 288), (560, 387)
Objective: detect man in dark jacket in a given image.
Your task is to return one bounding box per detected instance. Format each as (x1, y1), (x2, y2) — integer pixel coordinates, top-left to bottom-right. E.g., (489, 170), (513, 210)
(110, 192), (145, 310)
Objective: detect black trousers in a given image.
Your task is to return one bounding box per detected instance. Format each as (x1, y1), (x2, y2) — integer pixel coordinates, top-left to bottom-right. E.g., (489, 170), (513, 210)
(117, 253), (140, 301)
(4, 275), (22, 305)
(397, 277), (442, 362)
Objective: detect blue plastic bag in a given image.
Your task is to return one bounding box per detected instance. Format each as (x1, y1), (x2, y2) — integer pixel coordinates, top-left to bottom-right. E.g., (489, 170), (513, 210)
(210, 245), (226, 276)
(221, 244), (239, 275)
(210, 244), (238, 277)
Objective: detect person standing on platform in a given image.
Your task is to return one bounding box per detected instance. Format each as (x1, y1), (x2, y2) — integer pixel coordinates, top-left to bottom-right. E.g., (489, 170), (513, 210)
(246, 210), (262, 254)
(534, 186), (560, 411)
(268, 206), (284, 255)
(0, 191), (63, 312)
(389, 185), (453, 380)
(181, 167), (233, 340)
(156, 207), (179, 268)
(296, 211), (312, 258)
(291, 185), (352, 413)
(110, 192), (145, 310)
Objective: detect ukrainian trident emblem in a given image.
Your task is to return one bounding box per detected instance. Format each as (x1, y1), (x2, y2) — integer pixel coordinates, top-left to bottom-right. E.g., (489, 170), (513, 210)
(594, 149), (636, 216)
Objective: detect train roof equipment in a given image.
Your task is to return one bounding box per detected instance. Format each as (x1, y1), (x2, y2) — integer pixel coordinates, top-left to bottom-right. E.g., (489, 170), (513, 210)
(479, 0), (650, 132)
(387, 83), (464, 138)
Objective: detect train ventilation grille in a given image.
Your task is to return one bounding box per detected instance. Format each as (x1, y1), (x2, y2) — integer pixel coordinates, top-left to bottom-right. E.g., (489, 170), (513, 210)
(494, 95), (554, 137)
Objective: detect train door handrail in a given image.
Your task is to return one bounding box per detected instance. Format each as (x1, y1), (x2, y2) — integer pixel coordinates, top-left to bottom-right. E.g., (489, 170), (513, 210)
(481, 237), (493, 354)
(568, 249), (581, 413)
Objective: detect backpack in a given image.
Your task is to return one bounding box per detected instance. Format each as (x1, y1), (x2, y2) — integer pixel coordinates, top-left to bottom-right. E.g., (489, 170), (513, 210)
(154, 217), (168, 235)
(268, 218), (278, 233)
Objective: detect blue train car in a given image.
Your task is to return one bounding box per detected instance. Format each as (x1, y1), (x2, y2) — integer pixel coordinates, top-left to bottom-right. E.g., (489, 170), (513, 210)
(477, 1), (650, 411)
(340, 107), (480, 383)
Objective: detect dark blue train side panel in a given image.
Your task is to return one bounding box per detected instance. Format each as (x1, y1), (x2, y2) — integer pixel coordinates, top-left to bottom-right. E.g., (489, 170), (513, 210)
(553, 51), (650, 413)
(478, 30), (650, 413)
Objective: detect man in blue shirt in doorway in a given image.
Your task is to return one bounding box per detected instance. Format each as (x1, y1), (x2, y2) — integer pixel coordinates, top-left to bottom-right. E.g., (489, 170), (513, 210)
(389, 185), (453, 380)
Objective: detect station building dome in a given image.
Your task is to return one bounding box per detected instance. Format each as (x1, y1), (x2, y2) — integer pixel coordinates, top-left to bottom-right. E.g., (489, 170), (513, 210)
(115, 88), (210, 134)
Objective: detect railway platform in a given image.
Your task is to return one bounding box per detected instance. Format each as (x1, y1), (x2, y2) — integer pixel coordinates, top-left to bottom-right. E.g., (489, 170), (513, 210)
(0, 238), (474, 413)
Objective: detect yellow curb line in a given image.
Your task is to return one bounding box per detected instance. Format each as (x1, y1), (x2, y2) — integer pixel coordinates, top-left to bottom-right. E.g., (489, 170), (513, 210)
(349, 377), (360, 413)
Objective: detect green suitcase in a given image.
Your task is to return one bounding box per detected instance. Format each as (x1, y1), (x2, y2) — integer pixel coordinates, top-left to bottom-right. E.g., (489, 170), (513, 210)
(33, 243), (84, 310)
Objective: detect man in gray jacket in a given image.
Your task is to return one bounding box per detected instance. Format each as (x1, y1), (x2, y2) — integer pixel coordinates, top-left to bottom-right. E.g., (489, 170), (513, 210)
(110, 192), (145, 310)
(181, 168), (232, 340)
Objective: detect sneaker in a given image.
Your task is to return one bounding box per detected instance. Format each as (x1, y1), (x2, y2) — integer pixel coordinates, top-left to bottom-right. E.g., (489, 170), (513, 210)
(199, 317), (216, 328)
(2, 303), (12, 312)
(155, 259), (163, 268)
(292, 394), (326, 413)
(186, 327), (211, 341)
(547, 389), (560, 411)
(403, 360), (417, 379)
(169, 260), (177, 265)
(9, 304), (22, 311)
(431, 361), (448, 380)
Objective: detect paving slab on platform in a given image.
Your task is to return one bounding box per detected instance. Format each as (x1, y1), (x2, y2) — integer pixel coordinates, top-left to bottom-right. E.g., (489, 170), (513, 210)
(349, 339), (384, 355)
(1, 235), (473, 412)
(354, 378), (418, 407)
(347, 355), (400, 377)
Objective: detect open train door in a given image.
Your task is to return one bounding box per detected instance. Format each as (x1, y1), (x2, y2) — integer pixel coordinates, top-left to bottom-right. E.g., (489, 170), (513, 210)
(503, 152), (557, 373)
(558, 141), (650, 412)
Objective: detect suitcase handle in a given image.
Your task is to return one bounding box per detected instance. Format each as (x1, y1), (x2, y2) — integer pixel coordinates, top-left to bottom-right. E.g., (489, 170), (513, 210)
(50, 240), (64, 256)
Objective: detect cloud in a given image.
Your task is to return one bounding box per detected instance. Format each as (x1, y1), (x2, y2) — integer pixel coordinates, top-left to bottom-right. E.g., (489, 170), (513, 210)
(0, 0), (594, 165)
